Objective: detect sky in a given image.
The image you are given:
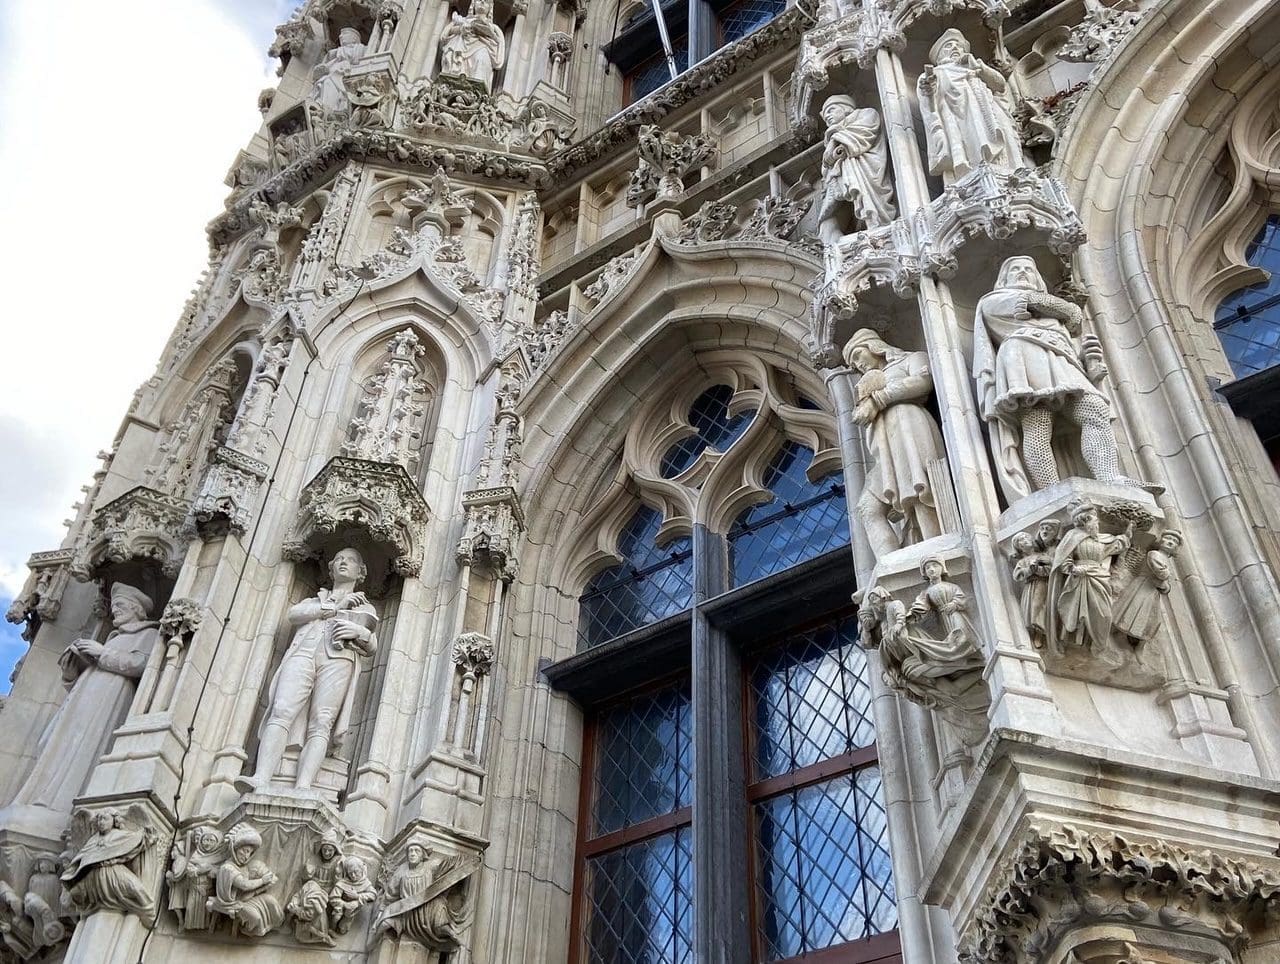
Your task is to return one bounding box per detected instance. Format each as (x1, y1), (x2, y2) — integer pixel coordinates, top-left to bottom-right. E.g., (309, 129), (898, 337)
(0, 0), (296, 690)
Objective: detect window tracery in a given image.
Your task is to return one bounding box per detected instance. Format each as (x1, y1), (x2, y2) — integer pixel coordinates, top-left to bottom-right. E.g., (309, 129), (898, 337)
(1214, 215), (1280, 377)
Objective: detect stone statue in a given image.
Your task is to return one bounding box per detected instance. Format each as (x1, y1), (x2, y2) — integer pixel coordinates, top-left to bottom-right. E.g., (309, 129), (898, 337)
(0, 878), (35, 959)
(238, 547), (378, 793)
(311, 27), (366, 114)
(974, 256), (1137, 502)
(1113, 529), (1181, 647)
(917, 28), (1025, 180)
(207, 824), (283, 937)
(818, 96), (895, 245)
(439, 0), (506, 93)
(842, 329), (946, 556)
(1010, 519), (1061, 648)
(11, 583), (159, 814)
(327, 856), (375, 935)
(911, 556), (980, 649)
(1048, 500), (1132, 653)
(166, 826), (222, 931)
(61, 809), (156, 921)
(285, 830), (344, 944)
(23, 854), (72, 950)
(376, 845), (473, 949)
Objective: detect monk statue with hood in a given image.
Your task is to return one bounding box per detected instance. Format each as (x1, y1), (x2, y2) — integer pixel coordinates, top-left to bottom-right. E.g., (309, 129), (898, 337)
(237, 547), (378, 793)
(817, 95), (895, 246)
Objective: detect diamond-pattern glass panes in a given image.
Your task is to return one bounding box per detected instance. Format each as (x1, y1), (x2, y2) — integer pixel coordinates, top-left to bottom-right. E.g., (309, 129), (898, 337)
(626, 37), (690, 104)
(750, 619), (874, 781)
(584, 827), (694, 964)
(719, 0), (785, 44)
(729, 442), (850, 587)
(754, 769), (896, 960)
(747, 618), (895, 963)
(578, 506), (694, 650)
(660, 385), (757, 478)
(593, 684), (693, 836)
(1216, 215), (1280, 376)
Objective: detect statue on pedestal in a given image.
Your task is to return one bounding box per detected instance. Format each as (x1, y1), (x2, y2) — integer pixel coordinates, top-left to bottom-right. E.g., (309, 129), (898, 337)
(311, 27), (366, 114)
(11, 583), (159, 814)
(1048, 500), (1132, 654)
(207, 824), (283, 937)
(917, 28), (1024, 180)
(817, 96), (895, 246)
(439, 0), (506, 93)
(842, 329), (947, 556)
(237, 547), (378, 793)
(974, 256), (1138, 502)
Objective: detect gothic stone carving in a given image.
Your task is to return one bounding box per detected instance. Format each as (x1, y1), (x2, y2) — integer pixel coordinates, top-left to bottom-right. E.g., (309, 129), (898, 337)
(672, 195), (813, 246)
(10, 584), (159, 815)
(457, 488), (525, 582)
(343, 329), (430, 473)
(400, 75), (573, 158)
(238, 548), (379, 794)
(818, 96), (894, 247)
(857, 560), (989, 745)
(583, 248), (642, 305)
(284, 830), (344, 944)
(165, 826), (221, 931)
(61, 807), (158, 923)
(310, 27), (366, 116)
(974, 257), (1143, 504)
(439, 0), (506, 93)
(959, 823), (1280, 963)
(71, 485), (191, 581)
(626, 125), (717, 208)
(206, 823), (284, 937)
(5, 549), (74, 643)
(843, 329), (948, 556)
(0, 852), (74, 961)
(375, 846), (482, 951)
(1060, 0), (1145, 65)
(283, 457), (431, 578)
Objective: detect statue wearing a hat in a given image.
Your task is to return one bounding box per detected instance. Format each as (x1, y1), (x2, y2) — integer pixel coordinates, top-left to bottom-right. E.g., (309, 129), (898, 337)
(10, 583), (159, 814)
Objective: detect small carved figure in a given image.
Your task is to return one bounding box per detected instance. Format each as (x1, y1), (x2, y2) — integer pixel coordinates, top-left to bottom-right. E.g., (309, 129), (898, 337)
(12, 583), (159, 814)
(285, 831), (344, 944)
(974, 256), (1139, 502)
(311, 27), (366, 114)
(61, 809), (156, 921)
(327, 856), (376, 935)
(1010, 523), (1059, 648)
(1049, 500), (1132, 653)
(207, 824), (283, 938)
(0, 878), (36, 959)
(918, 28), (1025, 180)
(911, 557), (980, 649)
(1113, 529), (1181, 647)
(842, 329), (947, 556)
(166, 826), (222, 931)
(23, 854), (72, 950)
(238, 547), (378, 792)
(376, 845), (474, 949)
(439, 0), (506, 92)
(818, 96), (895, 245)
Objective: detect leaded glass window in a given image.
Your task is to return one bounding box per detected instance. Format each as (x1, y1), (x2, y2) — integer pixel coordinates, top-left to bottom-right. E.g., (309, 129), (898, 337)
(747, 618), (897, 963)
(1216, 215), (1280, 376)
(579, 683), (695, 964)
(626, 38), (690, 104)
(660, 384), (756, 478)
(578, 507), (694, 650)
(718, 0), (785, 44)
(729, 443), (850, 587)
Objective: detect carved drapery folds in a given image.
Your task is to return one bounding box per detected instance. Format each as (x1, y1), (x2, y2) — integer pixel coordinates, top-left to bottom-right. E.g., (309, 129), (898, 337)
(375, 846), (481, 951)
(206, 823), (285, 937)
(0, 850), (74, 961)
(283, 457), (430, 578)
(626, 125), (717, 208)
(400, 75), (575, 158)
(960, 823), (1280, 963)
(60, 807), (159, 924)
(817, 96), (895, 247)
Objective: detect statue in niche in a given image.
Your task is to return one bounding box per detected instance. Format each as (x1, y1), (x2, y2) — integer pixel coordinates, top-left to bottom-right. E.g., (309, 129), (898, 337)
(311, 27), (366, 114)
(285, 830), (344, 944)
(1009, 519), (1061, 649)
(817, 96), (895, 246)
(842, 329), (946, 556)
(23, 854), (72, 950)
(207, 824), (283, 937)
(237, 547), (378, 793)
(376, 845), (474, 949)
(974, 256), (1141, 502)
(11, 583), (159, 814)
(1048, 499), (1132, 654)
(328, 856), (376, 935)
(917, 28), (1025, 180)
(166, 826), (223, 931)
(61, 809), (156, 921)
(1112, 528), (1181, 648)
(439, 0), (506, 93)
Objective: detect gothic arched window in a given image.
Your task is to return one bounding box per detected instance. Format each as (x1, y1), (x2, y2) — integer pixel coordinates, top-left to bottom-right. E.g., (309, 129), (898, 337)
(1215, 215), (1280, 376)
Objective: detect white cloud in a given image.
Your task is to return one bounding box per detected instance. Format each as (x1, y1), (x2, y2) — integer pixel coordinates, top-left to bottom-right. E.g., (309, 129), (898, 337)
(0, 1), (286, 597)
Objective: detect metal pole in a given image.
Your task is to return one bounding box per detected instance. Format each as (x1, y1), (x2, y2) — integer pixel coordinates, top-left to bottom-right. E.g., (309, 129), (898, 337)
(648, 0), (680, 79)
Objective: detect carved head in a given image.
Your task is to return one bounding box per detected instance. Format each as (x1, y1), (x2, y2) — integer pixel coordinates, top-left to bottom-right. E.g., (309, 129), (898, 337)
(1069, 500), (1100, 535)
(339, 26), (363, 46)
(406, 843), (426, 866)
(32, 855), (58, 875)
(340, 856), (369, 881)
(842, 328), (896, 373)
(920, 555), (948, 582)
(92, 810), (118, 835)
(225, 824), (262, 865)
(1036, 519), (1062, 547)
(196, 828), (222, 854)
(328, 547), (368, 587)
(820, 94), (857, 127)
(1157, 529), (1183, 553)
(929, 28), (970, 65)
(1011, 532), (1036, 556)
(996, 256), (1048, 293)
(109, 583), (154, 626)
(318, 829), (343, 862)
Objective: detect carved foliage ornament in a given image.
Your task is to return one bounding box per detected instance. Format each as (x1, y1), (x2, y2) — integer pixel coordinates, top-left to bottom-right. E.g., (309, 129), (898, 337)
(672, 195), (814, 246)
(626, 125), (717, 208)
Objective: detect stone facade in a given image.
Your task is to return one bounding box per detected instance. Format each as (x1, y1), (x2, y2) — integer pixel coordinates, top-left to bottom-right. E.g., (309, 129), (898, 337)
(5, 0), (1280, 961)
